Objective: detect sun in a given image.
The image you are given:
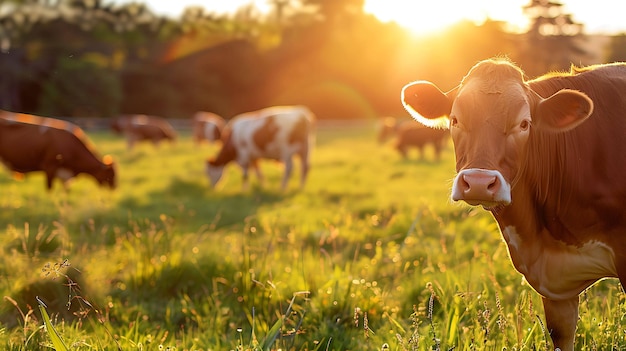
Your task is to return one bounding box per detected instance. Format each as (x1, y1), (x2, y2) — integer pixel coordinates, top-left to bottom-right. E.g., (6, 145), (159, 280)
(363, 0), (528, 35)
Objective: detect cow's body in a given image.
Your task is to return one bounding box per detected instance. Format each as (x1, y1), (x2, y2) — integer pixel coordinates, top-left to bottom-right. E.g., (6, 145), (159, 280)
(206, 105), (314, 190)
(0, 111), (115, 190)
(379, 117), (448, 160)
(192, 112), (225, 145)
(111, 115), (176, 150)
(402, 58), (626, 351)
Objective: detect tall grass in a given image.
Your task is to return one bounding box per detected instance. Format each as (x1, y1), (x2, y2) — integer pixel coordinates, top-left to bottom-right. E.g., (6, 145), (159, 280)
(0, 122), (624, 350)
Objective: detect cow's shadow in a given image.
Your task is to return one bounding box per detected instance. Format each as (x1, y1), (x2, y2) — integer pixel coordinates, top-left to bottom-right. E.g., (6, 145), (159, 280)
(116, 176), (287, 233)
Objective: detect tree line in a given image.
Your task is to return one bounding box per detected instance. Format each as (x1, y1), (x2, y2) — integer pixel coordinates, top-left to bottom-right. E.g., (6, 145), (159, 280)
(0, 0), (624, 121)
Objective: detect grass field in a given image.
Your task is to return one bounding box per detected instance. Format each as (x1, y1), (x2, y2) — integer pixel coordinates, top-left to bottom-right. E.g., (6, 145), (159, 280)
(0, 122), (624, 350)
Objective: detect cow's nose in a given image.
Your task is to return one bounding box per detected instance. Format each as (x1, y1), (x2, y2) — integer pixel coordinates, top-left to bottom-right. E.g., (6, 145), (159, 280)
(451, 169), (511, 206)
(460, 172), (500, 196)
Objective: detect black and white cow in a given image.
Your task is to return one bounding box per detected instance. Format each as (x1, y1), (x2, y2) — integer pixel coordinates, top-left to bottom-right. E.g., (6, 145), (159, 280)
(206, 105), (314, 190)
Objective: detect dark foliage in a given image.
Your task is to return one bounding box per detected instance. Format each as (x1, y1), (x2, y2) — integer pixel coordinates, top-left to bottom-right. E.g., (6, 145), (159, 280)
(0, 0), (610, 120)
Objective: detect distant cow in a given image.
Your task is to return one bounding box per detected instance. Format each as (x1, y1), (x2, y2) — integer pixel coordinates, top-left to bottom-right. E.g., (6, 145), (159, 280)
(206, 105), (314, 190)
(111, 115), (176, 150)
(192, 112), (225, 145)
(0, 111), (116, 190)
(377, 116), (406, 143)
(402, 58), (626, 351)
(378, 116), (448, 160)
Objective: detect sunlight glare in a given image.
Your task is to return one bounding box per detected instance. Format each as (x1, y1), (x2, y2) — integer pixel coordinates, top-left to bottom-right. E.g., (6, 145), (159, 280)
(364, 0), (529, 35)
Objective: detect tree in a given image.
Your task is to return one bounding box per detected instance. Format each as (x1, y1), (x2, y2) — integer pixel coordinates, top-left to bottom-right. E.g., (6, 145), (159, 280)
(39, 56), (122, 117)
(520, 0), (588, 76)
(606, 34), (626, 62)
(0, 0), (178, 115)
(301, 0), (364, 17)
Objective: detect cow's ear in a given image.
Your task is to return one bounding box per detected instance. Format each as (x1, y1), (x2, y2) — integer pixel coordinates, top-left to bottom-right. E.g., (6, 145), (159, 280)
(401, 81), (455, 129)
(533, 89), (593, 132)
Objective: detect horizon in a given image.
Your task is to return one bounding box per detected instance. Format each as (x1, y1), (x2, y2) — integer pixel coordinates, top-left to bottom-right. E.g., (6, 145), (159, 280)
(109, 0), (626, 35)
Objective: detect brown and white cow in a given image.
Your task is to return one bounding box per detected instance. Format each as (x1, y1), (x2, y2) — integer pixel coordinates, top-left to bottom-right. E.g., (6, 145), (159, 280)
(0, 111), (116, 190)
(192, 111), (225, 145)
(111, 115), (177, 150)
(401, 58), (626, 350)
(206, 105), (314, 190)
(378, 116), (448, 160)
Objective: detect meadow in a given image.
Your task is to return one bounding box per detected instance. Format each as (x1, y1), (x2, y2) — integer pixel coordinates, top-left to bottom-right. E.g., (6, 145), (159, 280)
(0, 121), (624, 351)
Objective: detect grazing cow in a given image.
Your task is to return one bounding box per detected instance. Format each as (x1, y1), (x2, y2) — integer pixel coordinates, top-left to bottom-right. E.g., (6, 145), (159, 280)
(0, 111), (116, 190)
(401, 58), (626, 351)
(378, 116), (404, 143)
(206, 105), (314, 190)
(111, 115), (176, 150)
(378, 117), (448, 160)
(191, 111), (225, 145)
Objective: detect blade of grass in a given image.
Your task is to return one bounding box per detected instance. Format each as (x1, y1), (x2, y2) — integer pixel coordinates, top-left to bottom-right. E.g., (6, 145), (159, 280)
(261, 291), (309, 351)
(37, 296), (69, 351)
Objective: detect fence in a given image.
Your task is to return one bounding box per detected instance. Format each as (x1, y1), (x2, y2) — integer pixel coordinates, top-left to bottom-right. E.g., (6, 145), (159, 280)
(62, 117), (376, 132)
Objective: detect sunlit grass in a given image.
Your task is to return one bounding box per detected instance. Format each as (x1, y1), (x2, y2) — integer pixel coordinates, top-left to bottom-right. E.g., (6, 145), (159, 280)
(0, 123), (624, 350)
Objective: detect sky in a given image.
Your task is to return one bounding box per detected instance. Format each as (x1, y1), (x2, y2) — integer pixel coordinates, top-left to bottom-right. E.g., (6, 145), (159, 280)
(110, 0), (626, 35)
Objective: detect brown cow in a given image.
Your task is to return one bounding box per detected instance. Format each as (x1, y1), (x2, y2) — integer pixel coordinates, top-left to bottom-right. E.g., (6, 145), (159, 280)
(0, 111), (116, 190)
(192, 111), (225, 145)
(378, 116), (404, 143)
(111, 115), (176, 150)
(206, 105), (314, 190)
(402, 58), (626, 351)
(378, 117), (448, 160)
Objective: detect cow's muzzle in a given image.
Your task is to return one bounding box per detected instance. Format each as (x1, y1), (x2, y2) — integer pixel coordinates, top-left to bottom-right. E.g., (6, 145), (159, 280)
(451, 169), (511, 208)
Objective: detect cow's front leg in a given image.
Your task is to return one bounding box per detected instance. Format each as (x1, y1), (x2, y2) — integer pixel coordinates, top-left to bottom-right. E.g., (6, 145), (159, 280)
(42, 159), (58, 190)
(241, 164), (250, 190)
(542, 295), (578, 351)
(45, 171), (55, 190)
(300, 158), (309, 188)
(126, 133), (136, 150)
(395, 144), (408, 159)
(281, 157), (293, 191)
(433, 142), (443, 161)
(251, 159), (263, 187)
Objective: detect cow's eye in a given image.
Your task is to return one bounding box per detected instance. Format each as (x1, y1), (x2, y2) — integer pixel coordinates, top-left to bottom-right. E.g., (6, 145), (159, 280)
(449, 116), (458, 128)
(519, 119), (530, 131)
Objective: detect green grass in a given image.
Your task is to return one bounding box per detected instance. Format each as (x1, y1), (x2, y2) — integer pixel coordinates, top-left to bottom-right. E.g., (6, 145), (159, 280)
(0, 122), (624, 350)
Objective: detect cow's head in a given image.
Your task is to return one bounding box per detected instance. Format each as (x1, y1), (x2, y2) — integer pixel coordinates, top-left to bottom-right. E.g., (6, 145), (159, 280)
(97, 155), (116, 189)
(378, 117), (397, 143)
(401, 59), (593, 209)
(110, 118), (124, 134)
(210, 123), (222, 142)
(205, 159), (224, 188)
(205, 129), (237, 189)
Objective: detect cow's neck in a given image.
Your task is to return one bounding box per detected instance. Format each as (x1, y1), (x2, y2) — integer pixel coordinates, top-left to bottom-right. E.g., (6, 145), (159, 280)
(213, 139), (237, 166)
(71, 157), (105, 176)
(523, 130), (621, 242)
(488, 174), (618, 299)
(490, 147), (599, 253)
(489, 182), (544, 271)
